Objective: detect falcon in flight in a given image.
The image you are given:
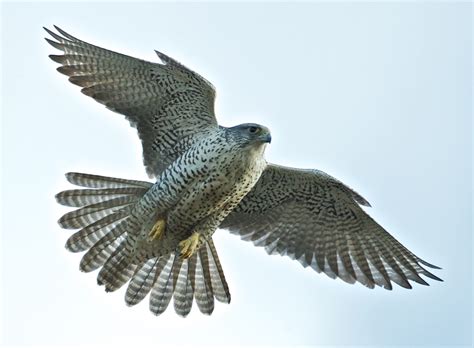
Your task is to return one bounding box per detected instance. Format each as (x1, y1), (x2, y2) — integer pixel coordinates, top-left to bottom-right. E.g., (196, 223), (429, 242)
(46, 26), (441, 317)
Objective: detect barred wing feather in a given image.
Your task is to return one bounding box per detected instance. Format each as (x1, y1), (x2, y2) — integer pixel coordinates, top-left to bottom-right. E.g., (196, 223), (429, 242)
(45, 26), (218, 178)
(221, 164), (442, 290)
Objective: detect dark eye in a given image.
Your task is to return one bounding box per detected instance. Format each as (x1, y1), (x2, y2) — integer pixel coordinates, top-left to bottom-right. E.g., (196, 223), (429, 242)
(248, 126), (259, 134)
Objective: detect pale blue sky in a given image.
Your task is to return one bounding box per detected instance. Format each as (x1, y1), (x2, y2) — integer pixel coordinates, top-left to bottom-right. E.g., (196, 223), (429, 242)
(1, 2), (472, 347)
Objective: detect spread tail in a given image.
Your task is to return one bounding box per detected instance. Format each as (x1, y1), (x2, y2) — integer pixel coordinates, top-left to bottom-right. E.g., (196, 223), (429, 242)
(56, 172), (230, 316)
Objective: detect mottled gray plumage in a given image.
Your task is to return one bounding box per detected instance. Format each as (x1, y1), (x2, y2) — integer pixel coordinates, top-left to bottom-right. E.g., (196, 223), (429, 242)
(47, 26), (441, 317)
(221, 165), (441, 289)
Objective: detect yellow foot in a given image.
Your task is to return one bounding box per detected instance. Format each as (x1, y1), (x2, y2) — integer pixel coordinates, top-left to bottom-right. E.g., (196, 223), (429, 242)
(148, 218), (166, 242)
(179, 232), (200, 259)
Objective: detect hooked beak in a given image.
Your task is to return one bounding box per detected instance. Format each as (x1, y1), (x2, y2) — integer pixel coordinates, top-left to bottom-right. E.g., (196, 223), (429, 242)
(261, 133), (272, 144)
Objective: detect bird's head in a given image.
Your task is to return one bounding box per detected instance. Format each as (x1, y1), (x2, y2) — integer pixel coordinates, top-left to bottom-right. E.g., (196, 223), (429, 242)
(228, 123), (272, 148)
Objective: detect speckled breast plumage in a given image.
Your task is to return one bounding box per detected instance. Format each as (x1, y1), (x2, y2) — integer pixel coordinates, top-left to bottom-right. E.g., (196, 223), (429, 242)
(130, 130), (268, 260)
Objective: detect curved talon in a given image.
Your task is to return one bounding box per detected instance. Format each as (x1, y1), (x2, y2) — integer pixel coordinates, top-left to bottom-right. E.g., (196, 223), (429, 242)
(179, 232), (200, 259)
(148, 218), (166, 241)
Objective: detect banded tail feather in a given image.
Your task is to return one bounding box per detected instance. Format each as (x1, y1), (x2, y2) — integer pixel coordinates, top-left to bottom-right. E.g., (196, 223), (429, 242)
(146, 242), (230, 317)
(64, 172), (153, 189)
(56, 172), (231, 316)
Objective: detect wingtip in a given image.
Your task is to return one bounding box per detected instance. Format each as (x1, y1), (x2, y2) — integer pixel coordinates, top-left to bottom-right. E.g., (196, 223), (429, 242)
(44, 25), (78, 43)
(43, 26), (54, 36)
(54, 25), (76, 40)
(425, 272), (444, 282)
(45, 38), (63, 50)
(399, 281), (413, 290)
(154, 50), (166, 64)
(53, 24), (67, 34)
(358, 194), (372, 207)
(418, 258), (442, 270)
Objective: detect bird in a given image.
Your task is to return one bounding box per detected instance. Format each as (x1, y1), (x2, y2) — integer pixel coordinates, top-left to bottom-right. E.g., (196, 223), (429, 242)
(45, 26), (442, 317)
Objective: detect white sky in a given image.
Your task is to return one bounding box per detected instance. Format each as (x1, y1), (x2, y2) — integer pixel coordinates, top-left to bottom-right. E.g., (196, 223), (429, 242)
(1, 2), (472, 347)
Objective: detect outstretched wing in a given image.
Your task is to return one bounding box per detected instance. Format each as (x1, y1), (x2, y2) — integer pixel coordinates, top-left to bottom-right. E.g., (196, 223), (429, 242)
(221, 164), (442, 290)
(45, 26), (218, 178)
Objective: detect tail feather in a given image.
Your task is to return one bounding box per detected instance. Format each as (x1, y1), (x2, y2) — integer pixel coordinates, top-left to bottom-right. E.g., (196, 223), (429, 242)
(97, 242), (136, 292)
(56, 187), (148, 207)
(194, 251), (215, 314)
(125, 258), (164, 306)
(57, 172), (232, 316)
(65, 172), (152, 189)
(58, 196), (137, 229)
(173, 258), (194, 317)
(147, 240), (230, 317)
(66, 208), (131, 252)
(150, 254), (178, 315)
(79, 220), (127, 272)
(205, 239), (231, 304)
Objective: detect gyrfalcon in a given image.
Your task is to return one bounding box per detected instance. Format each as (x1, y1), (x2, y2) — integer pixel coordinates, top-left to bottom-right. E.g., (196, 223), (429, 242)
(45, 26), (442, 317)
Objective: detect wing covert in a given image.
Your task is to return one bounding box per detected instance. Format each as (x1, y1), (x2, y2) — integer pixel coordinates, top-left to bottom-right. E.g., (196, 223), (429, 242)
(45, 26), (218, 177)
(220, 164), (442, 290)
